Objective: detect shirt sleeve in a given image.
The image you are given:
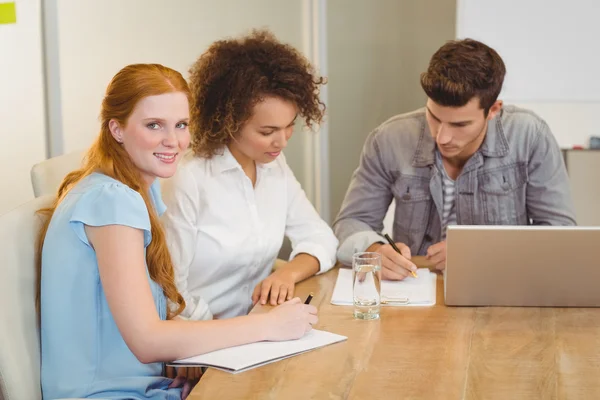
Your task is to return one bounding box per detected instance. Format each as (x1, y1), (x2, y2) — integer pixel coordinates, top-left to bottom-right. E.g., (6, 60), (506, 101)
(161, 165), (214, 321)
(281, 155), (338, 274)
(69, 182), (152, 248)
(526, 120), (577, 226)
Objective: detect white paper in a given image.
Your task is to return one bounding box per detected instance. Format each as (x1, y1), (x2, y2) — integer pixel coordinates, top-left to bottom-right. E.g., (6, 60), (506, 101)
(169, 329), (347, 373)
(330, 268), (436, 307)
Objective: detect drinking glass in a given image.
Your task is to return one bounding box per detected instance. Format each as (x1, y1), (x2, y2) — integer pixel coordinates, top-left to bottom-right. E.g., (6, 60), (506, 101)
(352, 252), (382, 320)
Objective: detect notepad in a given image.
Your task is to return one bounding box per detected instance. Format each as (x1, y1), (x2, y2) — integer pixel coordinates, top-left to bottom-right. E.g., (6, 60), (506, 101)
(331, 268), (437, 306)
(169, 329), (347, 374)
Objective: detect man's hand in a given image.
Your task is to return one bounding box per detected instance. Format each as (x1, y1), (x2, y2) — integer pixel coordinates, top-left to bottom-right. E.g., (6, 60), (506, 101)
(366, 242), (417, 280)
(426, 241), (446, 270)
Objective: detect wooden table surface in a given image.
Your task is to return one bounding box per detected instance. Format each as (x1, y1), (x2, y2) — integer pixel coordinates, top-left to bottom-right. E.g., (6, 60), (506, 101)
(189, 266), (600, 399)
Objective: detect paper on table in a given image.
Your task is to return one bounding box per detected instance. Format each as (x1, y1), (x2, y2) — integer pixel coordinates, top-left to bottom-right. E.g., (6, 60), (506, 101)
(169, 329), (347, 374)
(330, 268), (436, 306)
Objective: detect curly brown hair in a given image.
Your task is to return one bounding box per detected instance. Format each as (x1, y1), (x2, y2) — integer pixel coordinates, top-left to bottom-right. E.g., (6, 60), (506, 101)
(189, 29), (326, 158)
(420, 38), (506, 116)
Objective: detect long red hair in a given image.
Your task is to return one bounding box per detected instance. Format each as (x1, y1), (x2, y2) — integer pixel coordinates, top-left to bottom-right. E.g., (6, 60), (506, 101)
(37, 64), (189, 318)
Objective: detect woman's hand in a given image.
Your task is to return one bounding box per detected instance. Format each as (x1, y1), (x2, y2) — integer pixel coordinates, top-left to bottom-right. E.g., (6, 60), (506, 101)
(168, 367), (203, 399)
(252, 267), (297, 306)
(261, 297), (318, 341)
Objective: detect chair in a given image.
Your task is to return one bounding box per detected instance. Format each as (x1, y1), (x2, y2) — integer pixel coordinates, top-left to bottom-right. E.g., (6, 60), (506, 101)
(30, 150), (86, 197)
(0, 195), (52, 400)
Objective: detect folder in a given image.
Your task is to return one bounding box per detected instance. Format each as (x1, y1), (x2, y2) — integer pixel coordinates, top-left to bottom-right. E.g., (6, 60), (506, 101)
(169, 329), (347, 373)
(330, 268), (436, 306)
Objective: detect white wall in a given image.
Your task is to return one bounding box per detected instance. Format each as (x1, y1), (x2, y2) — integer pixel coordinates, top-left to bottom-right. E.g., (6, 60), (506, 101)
(457, 0), (600, 102)
(512, 103), (600, 149)
(51, 0), (308, 186)
(457, 0), (600, 149)
(0, 0), (47, 213)
(6, 0), (597, 218)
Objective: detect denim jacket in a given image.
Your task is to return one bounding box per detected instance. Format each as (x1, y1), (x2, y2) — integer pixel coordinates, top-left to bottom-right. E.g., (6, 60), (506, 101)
(333, 106), (576, 265)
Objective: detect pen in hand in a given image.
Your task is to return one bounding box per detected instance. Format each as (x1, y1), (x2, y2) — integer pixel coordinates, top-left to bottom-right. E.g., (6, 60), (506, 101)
(383, 233), (418, 278)
(304, 293), (314, 305)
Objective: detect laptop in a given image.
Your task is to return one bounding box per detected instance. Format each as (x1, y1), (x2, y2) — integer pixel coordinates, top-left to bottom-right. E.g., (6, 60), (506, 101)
(444, 225), (600, 307)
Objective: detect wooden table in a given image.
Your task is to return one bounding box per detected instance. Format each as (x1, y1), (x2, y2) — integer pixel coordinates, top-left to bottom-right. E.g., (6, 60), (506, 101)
(189, 267), (600, 399)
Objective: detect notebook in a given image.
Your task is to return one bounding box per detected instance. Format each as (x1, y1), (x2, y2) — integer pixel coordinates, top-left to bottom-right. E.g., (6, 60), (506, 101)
(169, 329), (347, 374)
(330, 268), (437, 306)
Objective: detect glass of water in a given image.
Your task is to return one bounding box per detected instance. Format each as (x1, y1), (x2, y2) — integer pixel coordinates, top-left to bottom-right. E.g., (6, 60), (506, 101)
(352, 252), (382, 320)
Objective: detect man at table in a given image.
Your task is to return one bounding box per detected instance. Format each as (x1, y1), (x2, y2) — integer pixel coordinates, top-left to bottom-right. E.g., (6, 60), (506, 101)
(333, 38), (576, 279)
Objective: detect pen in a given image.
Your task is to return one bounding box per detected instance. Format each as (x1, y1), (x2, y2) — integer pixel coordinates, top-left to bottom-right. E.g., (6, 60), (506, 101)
(304, 292), (314, 304)
(383, 233), (418, 278)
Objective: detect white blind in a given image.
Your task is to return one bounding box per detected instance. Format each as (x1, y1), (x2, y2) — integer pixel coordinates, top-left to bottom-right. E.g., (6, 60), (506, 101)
(457, 0), (600, 102)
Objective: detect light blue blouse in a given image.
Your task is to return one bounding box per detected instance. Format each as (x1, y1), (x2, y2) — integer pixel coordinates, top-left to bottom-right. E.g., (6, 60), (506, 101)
(40, 173), (181, 399)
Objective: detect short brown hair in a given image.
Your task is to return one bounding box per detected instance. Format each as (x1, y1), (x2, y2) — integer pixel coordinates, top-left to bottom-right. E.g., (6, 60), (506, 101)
(189, 29), (326, 158)
(420, 39), (506, 115)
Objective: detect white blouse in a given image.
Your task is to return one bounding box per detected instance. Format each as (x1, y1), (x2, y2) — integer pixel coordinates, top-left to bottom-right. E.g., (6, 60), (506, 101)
(161, 148), (338, 320)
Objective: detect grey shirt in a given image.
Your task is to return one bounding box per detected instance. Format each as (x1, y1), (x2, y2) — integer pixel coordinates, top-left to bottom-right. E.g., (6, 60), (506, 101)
(436, 151), (457, 239)
(333, 106), (576, 265)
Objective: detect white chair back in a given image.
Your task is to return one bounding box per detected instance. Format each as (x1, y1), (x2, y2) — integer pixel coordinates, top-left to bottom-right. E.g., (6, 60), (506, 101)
(30, 151), (86, 197)
(0, 195), (52, 400)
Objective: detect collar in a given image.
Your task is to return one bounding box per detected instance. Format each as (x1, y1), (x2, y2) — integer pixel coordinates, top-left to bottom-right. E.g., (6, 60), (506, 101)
(412, 108), (509, 167)
(213, 146), (277, 173)
(477, 108), (510, 158)
(212, 146), (241, 173)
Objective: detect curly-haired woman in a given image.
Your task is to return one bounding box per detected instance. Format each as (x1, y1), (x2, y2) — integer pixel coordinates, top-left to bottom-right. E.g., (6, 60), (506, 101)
(162, 30), (338, 321)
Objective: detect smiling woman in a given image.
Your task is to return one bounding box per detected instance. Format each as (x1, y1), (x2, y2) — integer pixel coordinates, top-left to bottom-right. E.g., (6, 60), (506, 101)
(37, 63), (193, 399)
(107, 91), (191, 184)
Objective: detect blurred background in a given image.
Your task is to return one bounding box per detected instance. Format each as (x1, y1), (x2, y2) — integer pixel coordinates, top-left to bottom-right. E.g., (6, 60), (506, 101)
(2, 0), (600, 225)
